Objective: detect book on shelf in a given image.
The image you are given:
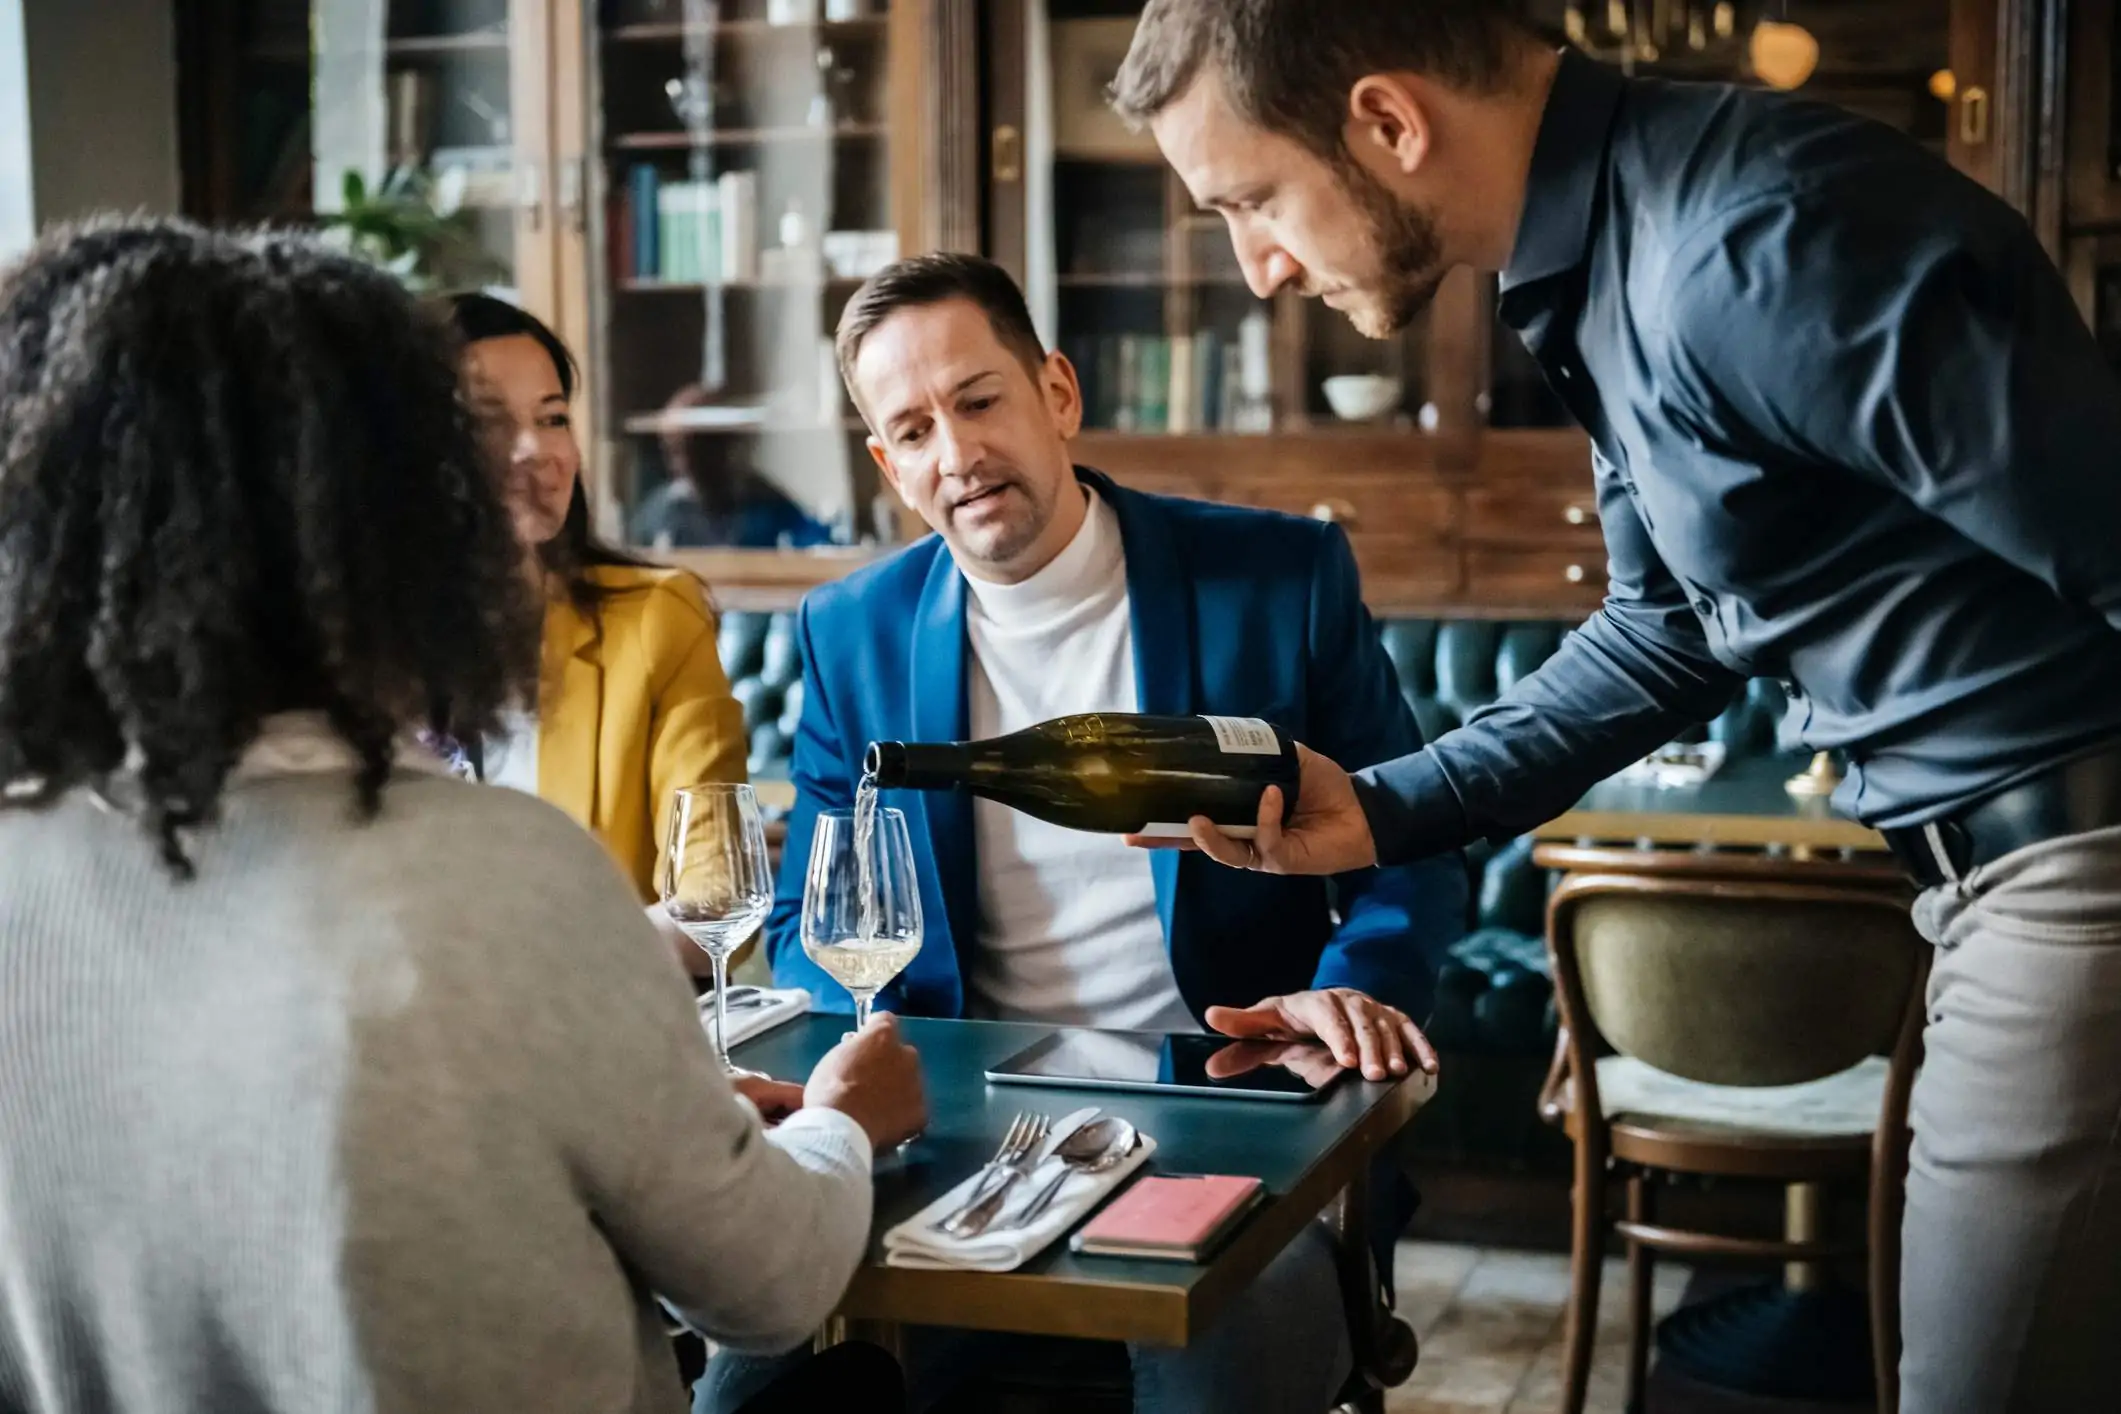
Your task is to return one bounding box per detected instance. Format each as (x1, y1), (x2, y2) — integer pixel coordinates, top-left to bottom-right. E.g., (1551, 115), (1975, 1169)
(1072, 326), (1266, 434)
(626, 164), (760, 284)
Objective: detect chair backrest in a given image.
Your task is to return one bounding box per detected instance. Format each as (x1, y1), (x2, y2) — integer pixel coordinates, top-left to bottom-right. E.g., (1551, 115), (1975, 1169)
(1548, 870), (1922, 1088)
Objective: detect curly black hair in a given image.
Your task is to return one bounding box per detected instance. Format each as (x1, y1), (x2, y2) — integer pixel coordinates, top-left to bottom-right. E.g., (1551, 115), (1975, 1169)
(0, 217), (540, 874)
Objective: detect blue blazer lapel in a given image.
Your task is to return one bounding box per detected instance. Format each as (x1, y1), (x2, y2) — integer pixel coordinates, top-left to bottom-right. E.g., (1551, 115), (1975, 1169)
(1093, 468), (1195, 940)
(908, 549), (978, 984)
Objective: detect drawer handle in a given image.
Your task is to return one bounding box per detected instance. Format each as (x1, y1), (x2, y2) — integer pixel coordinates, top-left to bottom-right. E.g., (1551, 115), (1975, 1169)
(1960, 85), (1989, 146)
(1564, 563), (1586, 584)
(1310, 499), (1359, 527)
(1563, 504), (1589, 525)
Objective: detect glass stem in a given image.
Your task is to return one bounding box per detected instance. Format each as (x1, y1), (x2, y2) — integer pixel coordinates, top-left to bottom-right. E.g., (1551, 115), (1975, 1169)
(710, 952), (733, 1071)
(853, 991), (873, 1033)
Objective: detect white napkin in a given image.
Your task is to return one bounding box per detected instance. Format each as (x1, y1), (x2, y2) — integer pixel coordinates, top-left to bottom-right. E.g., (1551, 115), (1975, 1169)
(698, 987), (811, 1049)
(883, 1112), (1158, 1272)
(1614, 740), (1727, 789)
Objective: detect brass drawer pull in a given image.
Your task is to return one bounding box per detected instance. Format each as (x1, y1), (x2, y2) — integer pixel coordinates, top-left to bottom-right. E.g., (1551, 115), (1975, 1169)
(1310, 498), (1359, 527)
(1564, 503), (1589, 525)
(1960, 86), (1989, 146)
(1565, 563), (1587, 584)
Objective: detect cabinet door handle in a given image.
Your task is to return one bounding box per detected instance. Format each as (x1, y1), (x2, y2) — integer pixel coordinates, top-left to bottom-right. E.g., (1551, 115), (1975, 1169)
(1960, 85), (1990, 146)
(1564, 563), (1587, 584)
(559, 155), (586, 235)
(1310, 498), (1359, 527)
(992, 125), (1023, 183)
(1563, 503), (1589, 525)
(517, 160), (544, 232)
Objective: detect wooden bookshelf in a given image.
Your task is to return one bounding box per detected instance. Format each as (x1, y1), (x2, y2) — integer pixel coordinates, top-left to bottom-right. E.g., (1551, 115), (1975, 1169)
(621, 412), (869, 436)
(386, 31), (511, 56)
(607, 17), (890, 44)
(618, 276), (868, 293)
(611, 123), (887, 151)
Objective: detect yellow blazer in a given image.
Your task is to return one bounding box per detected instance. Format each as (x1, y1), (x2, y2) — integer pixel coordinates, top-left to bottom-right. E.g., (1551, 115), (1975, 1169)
(538, 564), (748, 903)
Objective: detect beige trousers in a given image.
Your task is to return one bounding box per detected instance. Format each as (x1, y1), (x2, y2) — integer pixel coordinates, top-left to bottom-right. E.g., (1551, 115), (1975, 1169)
(1901, 823), (2121, 1412)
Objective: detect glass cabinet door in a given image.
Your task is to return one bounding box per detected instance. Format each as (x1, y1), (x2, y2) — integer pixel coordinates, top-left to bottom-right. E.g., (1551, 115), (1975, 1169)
(1018, 3), (1429, 440)
(217, 0), (552, 309)
(590, 0), (906, 555)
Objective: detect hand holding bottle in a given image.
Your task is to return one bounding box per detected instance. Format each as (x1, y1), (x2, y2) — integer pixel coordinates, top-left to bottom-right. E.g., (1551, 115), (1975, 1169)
(1124, 742), (1380, 876)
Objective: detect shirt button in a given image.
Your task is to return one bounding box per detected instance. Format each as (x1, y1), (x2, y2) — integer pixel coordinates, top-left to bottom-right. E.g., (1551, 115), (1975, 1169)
(1692, 598), (1713, 616)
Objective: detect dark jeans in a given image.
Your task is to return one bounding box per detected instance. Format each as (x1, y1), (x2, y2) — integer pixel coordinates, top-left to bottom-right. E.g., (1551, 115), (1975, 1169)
(730, 1339), (905, 1414)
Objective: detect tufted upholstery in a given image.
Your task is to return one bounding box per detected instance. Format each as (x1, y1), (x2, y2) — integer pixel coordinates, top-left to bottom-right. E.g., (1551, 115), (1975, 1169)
(718, 610), (1800, 1061)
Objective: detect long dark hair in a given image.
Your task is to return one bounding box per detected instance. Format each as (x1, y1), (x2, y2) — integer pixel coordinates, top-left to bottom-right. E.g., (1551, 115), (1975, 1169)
(0, 218), (539, 874)
(446, 292), (649, 624)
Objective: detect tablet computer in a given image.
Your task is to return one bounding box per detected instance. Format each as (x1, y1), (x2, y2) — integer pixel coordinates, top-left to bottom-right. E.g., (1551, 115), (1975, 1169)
(985, 1027), (1344, 1104)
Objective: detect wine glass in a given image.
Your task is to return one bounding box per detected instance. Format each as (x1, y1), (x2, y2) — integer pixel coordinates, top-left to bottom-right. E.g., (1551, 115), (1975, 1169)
(663, 783), (773, 1077)
(801, 805), (922, 1033)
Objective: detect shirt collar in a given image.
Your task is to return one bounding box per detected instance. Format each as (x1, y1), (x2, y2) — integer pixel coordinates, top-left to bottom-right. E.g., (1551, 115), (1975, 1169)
(1499, 47), (1627, 296)
(230, 711), (458, 783)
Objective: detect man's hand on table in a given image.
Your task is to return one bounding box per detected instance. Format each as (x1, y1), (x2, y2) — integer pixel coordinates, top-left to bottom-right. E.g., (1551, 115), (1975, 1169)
(1123, 743), (1378, 877)
(804, 1013), (929, 1152)
(1202, 1038), (1347, 1089)
(731, 1075), (807, 1124)
(1205, 988), (1439, 1082)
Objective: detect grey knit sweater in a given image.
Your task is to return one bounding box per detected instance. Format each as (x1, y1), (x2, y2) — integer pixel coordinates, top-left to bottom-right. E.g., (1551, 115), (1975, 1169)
(0, 745), (871, 1414)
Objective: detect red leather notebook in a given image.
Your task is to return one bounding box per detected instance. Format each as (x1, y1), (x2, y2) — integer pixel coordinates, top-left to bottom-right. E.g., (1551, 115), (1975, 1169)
(1070, 1174), (1265, 1262)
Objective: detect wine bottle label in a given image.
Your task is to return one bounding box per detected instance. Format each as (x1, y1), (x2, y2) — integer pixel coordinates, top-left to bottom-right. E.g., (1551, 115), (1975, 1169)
(1200, 715), (1278, 755)
(1140, 823), (1260, 839)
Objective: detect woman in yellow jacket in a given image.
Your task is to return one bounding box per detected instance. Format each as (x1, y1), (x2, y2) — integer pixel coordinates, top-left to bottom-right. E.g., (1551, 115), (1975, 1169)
(449, 294), (746, 974)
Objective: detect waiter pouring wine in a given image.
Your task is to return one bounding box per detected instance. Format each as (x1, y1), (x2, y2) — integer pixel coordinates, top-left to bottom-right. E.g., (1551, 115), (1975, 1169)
(1112, 3), (2121, 1412)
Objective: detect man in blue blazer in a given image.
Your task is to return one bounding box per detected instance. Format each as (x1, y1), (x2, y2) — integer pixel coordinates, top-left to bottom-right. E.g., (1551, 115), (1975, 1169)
(765, 275), (1463, 1072)
(701, 253), (1464, 1414)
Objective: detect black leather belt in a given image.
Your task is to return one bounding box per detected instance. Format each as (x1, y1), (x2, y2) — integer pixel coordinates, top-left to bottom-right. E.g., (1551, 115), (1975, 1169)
(1882, 743), (2121, 888)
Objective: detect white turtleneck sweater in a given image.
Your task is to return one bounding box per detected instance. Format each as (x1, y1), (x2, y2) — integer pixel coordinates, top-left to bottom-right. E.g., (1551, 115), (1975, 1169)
(960, 488), (1197, 1034)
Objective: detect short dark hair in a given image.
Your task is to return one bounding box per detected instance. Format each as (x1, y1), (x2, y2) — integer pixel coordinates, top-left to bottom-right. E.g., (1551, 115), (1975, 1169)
(0, 218), (539, 874)
(835, 252), (1047, 412)
(446, 291), (651, 626)
(1109, 0), (1534, 158)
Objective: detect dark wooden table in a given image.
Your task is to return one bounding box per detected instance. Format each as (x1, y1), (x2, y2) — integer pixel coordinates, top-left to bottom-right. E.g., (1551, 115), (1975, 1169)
(1533, 754), (1885, 853)
(733, 1015), (1432, 1348)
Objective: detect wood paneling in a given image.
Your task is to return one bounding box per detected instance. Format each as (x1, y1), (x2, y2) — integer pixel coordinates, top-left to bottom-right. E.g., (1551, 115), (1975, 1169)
(1465, 544), (1608, 613)
(1464, 484), (1604, 544)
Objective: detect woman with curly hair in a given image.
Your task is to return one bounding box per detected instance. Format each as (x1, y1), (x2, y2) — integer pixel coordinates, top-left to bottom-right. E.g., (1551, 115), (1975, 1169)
(445, 293), (748, 976)
(0, 219), (924, 1414)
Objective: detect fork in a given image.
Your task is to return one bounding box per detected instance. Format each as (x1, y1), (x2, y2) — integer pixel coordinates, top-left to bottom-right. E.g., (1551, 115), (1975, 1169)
(926, 1113), (1036, 1232)
(932, 1113), (1050, 1237)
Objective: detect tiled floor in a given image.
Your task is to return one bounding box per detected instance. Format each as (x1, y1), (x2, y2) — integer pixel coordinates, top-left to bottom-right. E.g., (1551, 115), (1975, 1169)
(1389, 1242), (1690, 1414)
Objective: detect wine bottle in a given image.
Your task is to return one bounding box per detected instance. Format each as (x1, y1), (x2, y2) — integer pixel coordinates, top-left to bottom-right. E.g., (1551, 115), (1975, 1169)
(864, 713), (1298, 838)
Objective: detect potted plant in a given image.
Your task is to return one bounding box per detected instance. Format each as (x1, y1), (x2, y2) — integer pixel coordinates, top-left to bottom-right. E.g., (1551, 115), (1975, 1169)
(315, 166), (504, 292)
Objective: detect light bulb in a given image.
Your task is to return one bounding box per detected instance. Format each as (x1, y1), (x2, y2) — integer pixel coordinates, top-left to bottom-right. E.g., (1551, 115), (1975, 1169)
(1749, 21), (1819, 90)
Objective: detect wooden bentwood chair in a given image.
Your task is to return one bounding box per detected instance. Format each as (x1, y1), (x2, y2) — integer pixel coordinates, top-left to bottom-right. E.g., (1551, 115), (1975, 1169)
(1536, 849), (1929, 1414)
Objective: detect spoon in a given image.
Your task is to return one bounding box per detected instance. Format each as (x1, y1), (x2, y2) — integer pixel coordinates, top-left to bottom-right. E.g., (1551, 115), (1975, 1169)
(935, 1108), (1099, 1237)
(1005, 1115), (1139, 1230)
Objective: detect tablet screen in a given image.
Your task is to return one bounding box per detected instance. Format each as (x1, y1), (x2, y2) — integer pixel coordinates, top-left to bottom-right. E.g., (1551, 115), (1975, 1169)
(990, 1028), (1342, 1100)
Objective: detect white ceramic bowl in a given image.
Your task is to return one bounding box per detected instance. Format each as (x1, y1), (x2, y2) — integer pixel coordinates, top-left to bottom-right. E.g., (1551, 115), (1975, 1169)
(1321, 374), (1403, 423)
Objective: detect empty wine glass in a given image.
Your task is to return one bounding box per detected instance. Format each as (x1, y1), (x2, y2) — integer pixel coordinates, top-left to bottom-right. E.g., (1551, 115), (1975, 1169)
(663, 784), (773, 1076)
(801, 805), (922, 1033)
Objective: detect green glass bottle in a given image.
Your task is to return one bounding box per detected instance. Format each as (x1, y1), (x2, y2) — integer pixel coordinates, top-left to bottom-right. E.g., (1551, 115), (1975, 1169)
(865, 713), (1299, 837)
